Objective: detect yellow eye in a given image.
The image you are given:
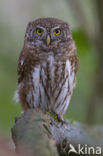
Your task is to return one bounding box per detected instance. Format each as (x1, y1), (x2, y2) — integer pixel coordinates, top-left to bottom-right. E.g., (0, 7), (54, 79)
(36, 28), (43, 35)
(54, 29), (61, 36)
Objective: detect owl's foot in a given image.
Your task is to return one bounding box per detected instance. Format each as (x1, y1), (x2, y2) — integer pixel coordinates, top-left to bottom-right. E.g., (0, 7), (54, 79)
(56, 114), (64, 123)
(56, 114), (69, 126)
(47, 111), (67, 125)
(47, 111), (62, 122)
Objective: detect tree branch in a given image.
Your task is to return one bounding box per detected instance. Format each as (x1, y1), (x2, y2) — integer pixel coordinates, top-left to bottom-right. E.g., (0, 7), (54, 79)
(11, 109), (103, 156)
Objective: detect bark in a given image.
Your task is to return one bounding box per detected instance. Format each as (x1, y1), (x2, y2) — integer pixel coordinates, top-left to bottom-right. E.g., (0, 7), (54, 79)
(11, 109), (103, 156)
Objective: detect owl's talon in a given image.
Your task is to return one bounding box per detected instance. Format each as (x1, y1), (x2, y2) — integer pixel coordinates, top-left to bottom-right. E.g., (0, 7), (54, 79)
(61, 120), (68, 126)
(56, 114), (69, 126)
(56, 114), (64, 123)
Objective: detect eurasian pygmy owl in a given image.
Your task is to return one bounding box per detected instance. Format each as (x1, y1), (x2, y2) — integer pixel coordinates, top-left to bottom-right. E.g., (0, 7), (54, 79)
(15, 18), (78, 119)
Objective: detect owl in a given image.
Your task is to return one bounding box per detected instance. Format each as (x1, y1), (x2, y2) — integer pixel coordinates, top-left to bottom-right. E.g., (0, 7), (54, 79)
(15, 18), (78, 120)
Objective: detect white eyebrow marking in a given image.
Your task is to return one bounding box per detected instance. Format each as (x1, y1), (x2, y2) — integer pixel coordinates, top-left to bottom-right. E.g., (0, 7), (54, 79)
(52, 26), (61, 31)
(36, 25), (46, 31)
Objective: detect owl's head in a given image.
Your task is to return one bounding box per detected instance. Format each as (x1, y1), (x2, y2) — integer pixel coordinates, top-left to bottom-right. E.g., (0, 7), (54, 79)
(25, 18), (72, 48)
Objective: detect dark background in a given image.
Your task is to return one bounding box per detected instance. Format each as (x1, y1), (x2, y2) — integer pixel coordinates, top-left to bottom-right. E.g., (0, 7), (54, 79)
(0, 0), (103, 136)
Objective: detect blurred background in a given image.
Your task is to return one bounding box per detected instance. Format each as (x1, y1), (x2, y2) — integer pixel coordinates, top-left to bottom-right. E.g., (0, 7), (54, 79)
(0, 0), (103, 136)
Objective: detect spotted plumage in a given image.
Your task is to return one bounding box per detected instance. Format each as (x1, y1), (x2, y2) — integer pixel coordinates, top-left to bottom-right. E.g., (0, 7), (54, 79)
(15, 18), (78, 118)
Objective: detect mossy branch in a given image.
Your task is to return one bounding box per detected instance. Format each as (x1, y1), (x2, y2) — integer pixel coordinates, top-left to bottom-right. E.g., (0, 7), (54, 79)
(11, 109), (103, 156)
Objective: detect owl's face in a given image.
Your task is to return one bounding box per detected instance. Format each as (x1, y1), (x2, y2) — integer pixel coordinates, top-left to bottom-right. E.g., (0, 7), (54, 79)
(25, 18), (72, 49)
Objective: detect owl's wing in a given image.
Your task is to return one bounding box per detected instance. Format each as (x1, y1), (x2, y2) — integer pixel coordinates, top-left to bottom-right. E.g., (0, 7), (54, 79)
(17, 47), (39, 83)
(73, 54), (78, 74)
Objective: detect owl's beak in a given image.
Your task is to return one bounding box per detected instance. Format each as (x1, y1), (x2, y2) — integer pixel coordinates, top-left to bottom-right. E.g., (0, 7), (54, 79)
(46, 35), (51, 46)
